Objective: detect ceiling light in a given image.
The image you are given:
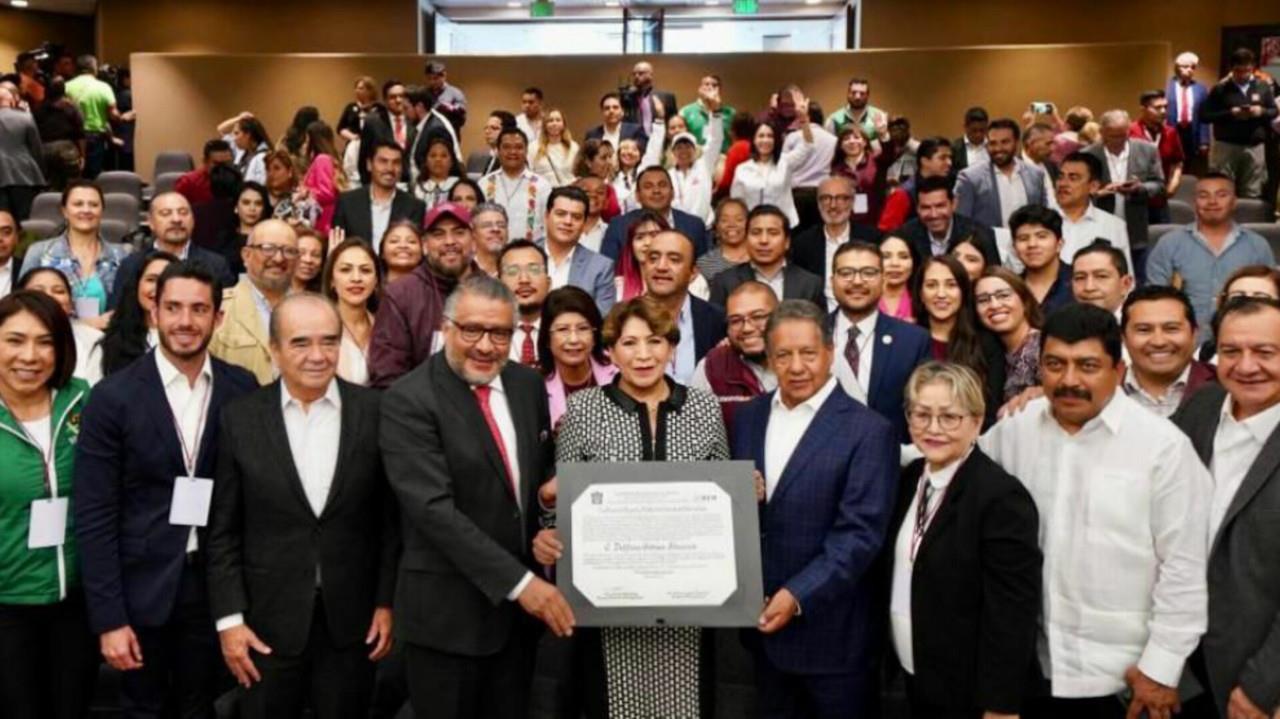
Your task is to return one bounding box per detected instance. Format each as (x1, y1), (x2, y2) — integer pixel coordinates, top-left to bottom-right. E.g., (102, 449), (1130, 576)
(605, 1), (620, 5)
(706, 0), (720, 5)
(11, 0), (30, 7)
(506, 1), (520, 6)
(804, 0), (822, 4)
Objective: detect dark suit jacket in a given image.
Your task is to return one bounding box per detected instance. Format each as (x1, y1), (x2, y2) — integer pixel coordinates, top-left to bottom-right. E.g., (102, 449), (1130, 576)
(599, 207), (709, 261)
(379, 353), (554, 656)
(1083, 140), (1164, 250)
(466, 150), (499, 177)
(733, 386), (898, 675)
(108, 241), (235, 311)
(790, 224), (883, 280)
(828, 311), (933, 442)
(207, 380), (399, 656)
(622, 89), (678, 134)
(359, 113), (415, 185)
(951, 137), (974, 172)
(1173, 384), (1280, 714)
(583, 122), (647, 149)
(689, 294), (728, 363)
(73, 351), (258, 633)
(897, 214), (1002, 268)
(889, 451), (1042, 713)
(331, 188), (427, 244)
(707, 262), (826, 310)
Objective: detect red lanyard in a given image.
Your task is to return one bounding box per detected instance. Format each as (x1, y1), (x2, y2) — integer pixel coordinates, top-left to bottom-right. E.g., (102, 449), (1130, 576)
(168, 378), (212, 477)
(909, 476), (949, 561)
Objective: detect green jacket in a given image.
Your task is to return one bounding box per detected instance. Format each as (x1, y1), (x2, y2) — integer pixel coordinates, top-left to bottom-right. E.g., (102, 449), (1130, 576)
(680, 102), (735, 153)
(0, 378), (89, 605)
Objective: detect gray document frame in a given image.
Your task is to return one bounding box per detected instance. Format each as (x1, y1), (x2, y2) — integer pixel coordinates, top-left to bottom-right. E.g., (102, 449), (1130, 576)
(556, 460), (764, 627)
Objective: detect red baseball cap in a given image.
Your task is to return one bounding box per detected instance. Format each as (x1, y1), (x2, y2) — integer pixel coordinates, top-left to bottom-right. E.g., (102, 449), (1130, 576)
(423, 202), (472, 230)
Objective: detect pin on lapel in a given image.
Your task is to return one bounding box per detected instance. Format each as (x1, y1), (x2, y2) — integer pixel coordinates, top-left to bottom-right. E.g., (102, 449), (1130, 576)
(882, 334), (893, 346)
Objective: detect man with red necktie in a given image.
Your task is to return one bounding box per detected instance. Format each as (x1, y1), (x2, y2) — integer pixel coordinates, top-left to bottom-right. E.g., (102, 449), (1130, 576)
(497, 239), (550, 369)
(1166, 51), (1210, 174)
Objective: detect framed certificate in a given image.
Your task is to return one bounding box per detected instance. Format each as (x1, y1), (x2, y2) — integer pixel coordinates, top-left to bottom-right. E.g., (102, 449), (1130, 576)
(556, 461), (764, 627)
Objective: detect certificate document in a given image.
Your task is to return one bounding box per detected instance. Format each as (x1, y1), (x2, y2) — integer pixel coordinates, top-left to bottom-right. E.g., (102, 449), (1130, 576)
(571, 482), (736, 608)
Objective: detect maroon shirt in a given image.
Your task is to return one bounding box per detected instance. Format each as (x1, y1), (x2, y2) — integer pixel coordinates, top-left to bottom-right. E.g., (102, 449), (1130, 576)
(1129, 120), (1183, 208)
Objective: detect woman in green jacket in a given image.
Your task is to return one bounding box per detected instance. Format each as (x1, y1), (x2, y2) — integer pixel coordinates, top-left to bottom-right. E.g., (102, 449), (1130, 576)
(0, 290), (94, 719)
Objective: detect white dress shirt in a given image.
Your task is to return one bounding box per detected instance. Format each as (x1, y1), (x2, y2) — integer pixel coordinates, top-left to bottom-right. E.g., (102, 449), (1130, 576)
(478, 375), (535, 602)
(753, 264), (786, 302)
(823, 225), (850, 305)
(890, 451), (968, 674)
(1121, 365), (1192, 418)
(282, 381), (342, 518)
(580, 222), (606, 254)
(993, 162), (1029, 227)
(978, 394), (1210, 697)
(547, 245), (576, 290)
(0, 257), (13, 298)
(1060, 204), (1132, 273)
(1105, 143), (1131, 220)
(156, 349), (214, 554)
(833, 310), (877, 403)
(763, 376), (838, 500)
(1209, 397), (1280, 542)
(370, 192), (393, 253)
(516, 113), (542, 148)
(509, 318), (541, 365)
(965, 140), (988, 168)
(669, 295), (697, 384)
(730, 138), (813, 227)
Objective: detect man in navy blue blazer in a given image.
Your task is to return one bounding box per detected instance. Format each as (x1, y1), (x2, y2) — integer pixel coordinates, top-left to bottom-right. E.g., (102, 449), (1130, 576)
(732, 299), (898, 718)
(642, 229), (725, 383)
(1166, 51), (1211, 167)
(583, 91), (647, 151)
(75, 260), (258, 717)
(827, 240), (932, 442)
(600, 166), (710, 261)
(108, 192), (235, 310)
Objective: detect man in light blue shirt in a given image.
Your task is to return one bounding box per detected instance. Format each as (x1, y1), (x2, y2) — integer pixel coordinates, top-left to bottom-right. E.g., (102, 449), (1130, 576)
(642, 230), (727, 383)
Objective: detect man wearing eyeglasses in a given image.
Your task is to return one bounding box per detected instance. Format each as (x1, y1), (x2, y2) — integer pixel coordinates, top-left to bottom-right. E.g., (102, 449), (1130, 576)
(497, 240), (550, 369)
(827, 240), (931, 442)
(691, 280), (779, 436)
(210, 219), (300, 384)
(790, 176), (882, 307)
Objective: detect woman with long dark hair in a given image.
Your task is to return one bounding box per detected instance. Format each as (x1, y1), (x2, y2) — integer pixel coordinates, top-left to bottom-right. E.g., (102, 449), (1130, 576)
(322, 238), (381, 385)
(279, 105), (320, 173)
(217, 112), (273, 184)
(730, 91), (813, 227)
(613, 210), (669, 302)
(96, 251), (178, 377)
(300, 120), (346, 232)
(413, 134), (464, 209)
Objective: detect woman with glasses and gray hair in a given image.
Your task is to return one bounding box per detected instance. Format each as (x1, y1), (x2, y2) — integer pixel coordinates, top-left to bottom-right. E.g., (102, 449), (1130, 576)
(889, 361), (1042, 718)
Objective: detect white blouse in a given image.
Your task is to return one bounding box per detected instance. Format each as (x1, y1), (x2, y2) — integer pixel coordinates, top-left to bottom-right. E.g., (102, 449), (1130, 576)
(730, 136), (814, 227)
(528, 140), (580, 187)
(639, 120), (723, 225)
(337, 318), (373, 386)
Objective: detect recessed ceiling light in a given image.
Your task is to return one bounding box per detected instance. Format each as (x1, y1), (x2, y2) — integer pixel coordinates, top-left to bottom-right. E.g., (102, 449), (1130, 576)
(804, 0), (822, 4)
(506, 1), (520, 6)
(11, 0), (30, 7)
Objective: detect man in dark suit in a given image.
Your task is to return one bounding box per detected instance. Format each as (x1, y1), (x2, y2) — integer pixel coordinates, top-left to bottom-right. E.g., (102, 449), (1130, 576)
(207, 294), (398, 718)
(642, 229), (726, 383)
(600, 166), (709, 260)
(358, 81), (413, 186)
(466, 110), (516, 177)
(74, 260), (259, 718)
(110, 191), (235, 309)
(1084, 111), (1165, 274)
(789, 175), (881, 308)
(406, 85), (461, 185)
(827, 240), (932, 441)
(1173, 297), (1280, 719)
(1167, 51), (1211, 171)
(732, 299), (898, 718)
(710, 204), (826, 310)
(583, 91), (646, 151)
(896, 175), (1002, 268)
(0, 208), (17, 299)
(379, 274), (573, 719)
(1200, 48), (1277, 200)
(951, 106), (989, 172)
(620, 61), (677, 137)
(332, 140), (427, 252)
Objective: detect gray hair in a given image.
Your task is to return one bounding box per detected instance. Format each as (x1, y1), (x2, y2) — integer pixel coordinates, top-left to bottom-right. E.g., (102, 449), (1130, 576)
(268, 292), (341, 345)
(904, 361), (987, 418)
(1098, 109), (1130, 128)
(1175, 51), (1199, 66)
(472, 202), (508, 222)
(443, 274), (515, 319)
(764, 299), (832, 348)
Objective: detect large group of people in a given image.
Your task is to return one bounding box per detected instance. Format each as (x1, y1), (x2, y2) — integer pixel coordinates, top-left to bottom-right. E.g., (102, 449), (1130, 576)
(2, 42), (1280, 719)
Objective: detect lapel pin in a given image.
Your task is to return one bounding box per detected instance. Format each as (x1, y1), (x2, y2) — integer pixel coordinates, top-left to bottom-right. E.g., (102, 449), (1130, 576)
(882, 335), (893, 346)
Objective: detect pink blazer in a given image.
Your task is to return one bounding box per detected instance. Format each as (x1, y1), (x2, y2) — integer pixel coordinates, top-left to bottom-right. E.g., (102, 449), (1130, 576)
(547, 358), (618, 428)
(303, 154), (339, 232)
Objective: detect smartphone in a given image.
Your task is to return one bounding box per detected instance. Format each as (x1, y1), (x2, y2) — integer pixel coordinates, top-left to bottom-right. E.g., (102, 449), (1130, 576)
(1030, 101), (1054, 114)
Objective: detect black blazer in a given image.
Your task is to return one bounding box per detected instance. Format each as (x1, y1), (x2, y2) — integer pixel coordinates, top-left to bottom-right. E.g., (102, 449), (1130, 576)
(466, 150), (499, 177)
(379, 353), (554, 656)
(790, 224), (883, 280)
(708, 262), (827, 311)
(950, 137), (972, 172)
(73, 351), (258, 634)
(331, 188), (427, 244)
(108, 242), (235, 311)
(889, 450), (1042, 714)
(207, 380), (399, 655)
(689, 294), (728, 363)
(359, 113), (415, 185)
(897, 214), (1002, 268)
(622, 89), (678, 131)
(584, 122), (648, 149)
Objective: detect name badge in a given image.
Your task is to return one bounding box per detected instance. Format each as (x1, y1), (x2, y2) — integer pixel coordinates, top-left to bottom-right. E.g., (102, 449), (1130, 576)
(28, 497), (69, 549)
(73, 297), (101, 319)
(854, 194), (869, 214)
(169, 476), (214, 527)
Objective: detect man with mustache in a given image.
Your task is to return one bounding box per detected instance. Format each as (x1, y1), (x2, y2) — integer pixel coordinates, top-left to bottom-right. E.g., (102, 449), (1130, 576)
(690, 280), (779, 436)
(109, 192), (234, 309)
(497, 240), (550, 369)
(979, 303), (1210, 719)
(210, 219), (300, 384)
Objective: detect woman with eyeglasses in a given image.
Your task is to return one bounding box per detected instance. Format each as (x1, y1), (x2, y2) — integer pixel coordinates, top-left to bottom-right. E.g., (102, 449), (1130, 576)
(532, 296), (728, 719)
(1197, 265), (1280, 362)
(538, 286), (617, 429)
(974, 268), (1045, 404)
(890, 361), (1041, 718)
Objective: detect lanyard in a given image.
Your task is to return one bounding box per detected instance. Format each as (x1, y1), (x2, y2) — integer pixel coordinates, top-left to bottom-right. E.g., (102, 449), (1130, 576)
(909, 476), (949, 561)
(2, 395), (57, 498)
(168, 377), (212, 477)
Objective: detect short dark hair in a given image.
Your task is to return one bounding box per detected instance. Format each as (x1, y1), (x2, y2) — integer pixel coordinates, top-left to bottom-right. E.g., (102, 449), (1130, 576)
(1042, 302), (1123, 364)
(847, 77), (869, 89)
(382, 79), (405, 98)
(497, 126), (528, 147)
(746, 204), (791, 236)
(636, 164), (672, 186)
(368, 138), (405, 160)
(499, 239), (548, 270)
(987, 118), (1022, 142)
(156, 259), (226, 314)
(0, 208), (20, 234)
(522, 87), (544, 100)
(405, 85), (433, 110)
(1061, 150), (1104, 182)
(424, 61), (446, 75)
(599, 91), (621, 108)
(916, 136), (951, 162)
(1230, 47), (1257, 68)
(888, 115), (910, 129)
(1214, 296), (1280, 340)
(1121, 284), (1196, 331)
(490, 110), (517, 128)
(61, 179), (103, 207)
(448, 178), (483, 203)
(0, 291), (76, 389)
(1139, 89), (1166, 107)
(730, 111), (757, 142)
(537, 286), (607, 375)
(916, 174), (955, 200)
(963, 106), (989, 125)
(1072, 239), (1130, 276)
(832, 239), (882, 267)
(1009, 205), (1063, 239)
(202, 138), (232, 161)
(547, 186), (589, 216)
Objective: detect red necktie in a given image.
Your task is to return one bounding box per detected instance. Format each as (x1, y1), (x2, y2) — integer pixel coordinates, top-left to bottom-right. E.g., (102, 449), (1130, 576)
(1180, 85), (1192, 125)
(394, 115), (405, 147)
(473, 385), (516, 500)
(520, 323), (537, 367)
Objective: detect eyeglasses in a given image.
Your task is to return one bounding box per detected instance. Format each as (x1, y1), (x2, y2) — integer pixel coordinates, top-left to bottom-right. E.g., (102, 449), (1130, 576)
(446, 318), (514, 344)
(727, 311), (772, 330)
(550, 324), (593, 338)
(975, 289), (1016, 307)
(818, 194), (855, 204)
(906, 409), (971, 431)
(501, 263), (546, 278)
(834, 267), (882, 281)
(248, 243), (301, 259)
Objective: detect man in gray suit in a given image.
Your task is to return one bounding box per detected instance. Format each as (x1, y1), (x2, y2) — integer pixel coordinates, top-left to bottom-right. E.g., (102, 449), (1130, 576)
(538, 186), (615, 315)
(954, 117), (1047, 228)
(1173, 297), (1280, 719)
(0, 85), (46, 222)
(1085, 110), (1165, 284)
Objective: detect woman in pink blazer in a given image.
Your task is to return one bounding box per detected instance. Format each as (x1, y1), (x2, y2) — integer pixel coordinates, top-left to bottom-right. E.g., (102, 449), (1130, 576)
(300, 120), (345, 232)
(538, 286), (617, 429)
